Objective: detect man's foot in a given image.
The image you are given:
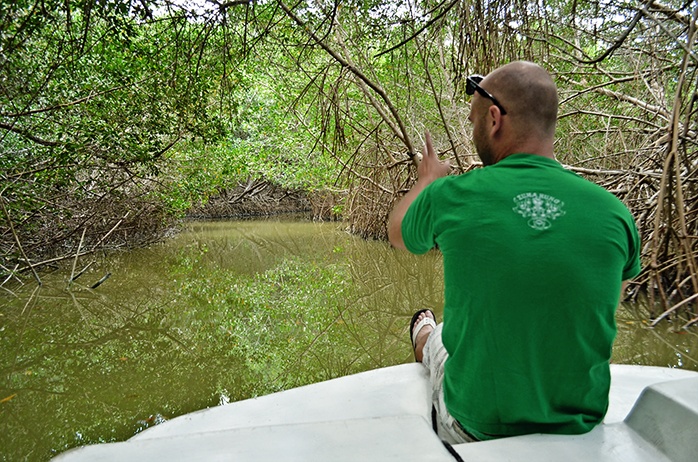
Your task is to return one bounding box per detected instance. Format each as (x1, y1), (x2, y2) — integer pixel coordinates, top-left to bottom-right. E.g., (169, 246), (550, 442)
(410, 309), (436, 362)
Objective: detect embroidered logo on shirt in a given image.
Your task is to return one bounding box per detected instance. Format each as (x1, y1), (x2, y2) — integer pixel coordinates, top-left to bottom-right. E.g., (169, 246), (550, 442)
(513, 192), (565, 230)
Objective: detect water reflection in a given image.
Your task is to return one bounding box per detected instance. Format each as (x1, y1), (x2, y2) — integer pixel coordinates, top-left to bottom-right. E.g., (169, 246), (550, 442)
(0, 217), (696, 461)
(615, 302), (698, 369)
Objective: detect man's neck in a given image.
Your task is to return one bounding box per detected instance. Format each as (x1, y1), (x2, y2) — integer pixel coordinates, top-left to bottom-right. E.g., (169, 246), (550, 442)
(496, 139), (555, 163)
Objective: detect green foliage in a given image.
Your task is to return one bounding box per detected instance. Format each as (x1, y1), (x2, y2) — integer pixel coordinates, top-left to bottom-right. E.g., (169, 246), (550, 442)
(0, 1), (341, 263)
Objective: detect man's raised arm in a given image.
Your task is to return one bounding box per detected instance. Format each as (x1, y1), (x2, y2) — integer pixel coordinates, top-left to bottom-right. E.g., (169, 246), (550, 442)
(387, 131), (451, 250)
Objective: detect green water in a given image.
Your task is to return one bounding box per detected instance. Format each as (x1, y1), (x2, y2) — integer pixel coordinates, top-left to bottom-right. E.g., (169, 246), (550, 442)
(1, 217), (696, 461)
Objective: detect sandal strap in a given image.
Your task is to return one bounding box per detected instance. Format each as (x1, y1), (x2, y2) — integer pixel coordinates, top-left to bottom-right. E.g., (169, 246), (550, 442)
(411, 317), (437, 346)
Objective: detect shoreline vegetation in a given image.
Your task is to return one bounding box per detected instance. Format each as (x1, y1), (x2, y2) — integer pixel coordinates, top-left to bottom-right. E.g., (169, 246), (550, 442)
(0, 180), (319, 282)
(1, 1), (696, 325)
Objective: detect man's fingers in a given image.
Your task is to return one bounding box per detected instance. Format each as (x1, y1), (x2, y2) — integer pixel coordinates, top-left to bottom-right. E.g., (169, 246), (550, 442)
(424, 131), (435, 158)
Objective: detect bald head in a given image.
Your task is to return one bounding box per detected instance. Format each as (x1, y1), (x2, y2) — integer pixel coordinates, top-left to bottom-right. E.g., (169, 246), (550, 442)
(483, 61), (558, 139)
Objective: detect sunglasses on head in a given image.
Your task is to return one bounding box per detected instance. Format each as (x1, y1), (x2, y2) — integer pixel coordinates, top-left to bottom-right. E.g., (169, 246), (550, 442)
(466, 74), (507, 115)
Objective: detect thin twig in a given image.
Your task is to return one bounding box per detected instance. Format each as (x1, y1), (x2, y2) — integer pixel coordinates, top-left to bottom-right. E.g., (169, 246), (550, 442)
(0, 194), (41, 285)
(69, 228), (87, 288)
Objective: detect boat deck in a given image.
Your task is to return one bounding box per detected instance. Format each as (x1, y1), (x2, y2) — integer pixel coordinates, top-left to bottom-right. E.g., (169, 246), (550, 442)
(53, 364), (698, 461)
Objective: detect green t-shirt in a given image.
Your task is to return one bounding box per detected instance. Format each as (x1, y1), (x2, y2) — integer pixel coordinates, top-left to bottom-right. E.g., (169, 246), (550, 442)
(402, 154), (641, 439)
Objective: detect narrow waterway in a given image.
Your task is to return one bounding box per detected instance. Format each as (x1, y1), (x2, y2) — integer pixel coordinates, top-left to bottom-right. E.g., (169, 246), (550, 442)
(1, 217), (696, 461)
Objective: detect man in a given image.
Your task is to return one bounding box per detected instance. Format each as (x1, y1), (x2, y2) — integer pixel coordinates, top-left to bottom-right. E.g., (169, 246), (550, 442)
(387, 61), (641, 444)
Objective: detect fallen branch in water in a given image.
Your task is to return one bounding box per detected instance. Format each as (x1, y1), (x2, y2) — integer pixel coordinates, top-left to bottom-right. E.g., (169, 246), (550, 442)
(13, 212), (131, 274)
(650, 293), (698, 326)
(69, 261), (95, 283)
(91, 272), (111, 289)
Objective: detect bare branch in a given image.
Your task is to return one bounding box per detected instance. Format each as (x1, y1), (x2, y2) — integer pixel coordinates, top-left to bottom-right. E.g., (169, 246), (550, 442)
(276, 1), (416, 157)
(577, 7), (645, 65)
(0, 122), (59, 147)
(373, 0), (459, 58)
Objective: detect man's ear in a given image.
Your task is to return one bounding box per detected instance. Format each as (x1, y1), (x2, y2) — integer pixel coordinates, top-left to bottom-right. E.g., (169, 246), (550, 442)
(488, 105), (503, 136)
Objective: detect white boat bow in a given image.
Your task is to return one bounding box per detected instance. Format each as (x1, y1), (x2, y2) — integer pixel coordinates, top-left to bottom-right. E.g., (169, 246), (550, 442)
(53, 363), (698, 461)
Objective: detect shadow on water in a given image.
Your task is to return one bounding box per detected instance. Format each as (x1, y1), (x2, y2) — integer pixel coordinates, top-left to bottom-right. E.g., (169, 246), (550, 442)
(1, 217), (696, 460)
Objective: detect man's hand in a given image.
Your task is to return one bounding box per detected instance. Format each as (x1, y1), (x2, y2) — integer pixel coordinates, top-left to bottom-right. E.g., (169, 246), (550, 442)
(388, 131), (451, 249)
(418, 131), (451, 182)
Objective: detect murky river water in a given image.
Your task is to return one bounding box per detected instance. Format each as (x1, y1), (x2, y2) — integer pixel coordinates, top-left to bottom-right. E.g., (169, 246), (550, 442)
(1, 217), (697, 461)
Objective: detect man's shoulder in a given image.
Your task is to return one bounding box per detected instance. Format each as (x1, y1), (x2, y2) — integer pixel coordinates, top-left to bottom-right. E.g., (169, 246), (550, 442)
(426, 169), (478, 192)
(560, 168), (628, 203)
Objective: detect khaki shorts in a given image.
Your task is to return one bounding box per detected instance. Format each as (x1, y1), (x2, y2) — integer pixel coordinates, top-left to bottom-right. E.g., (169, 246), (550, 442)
(422, 323), (478, 444)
